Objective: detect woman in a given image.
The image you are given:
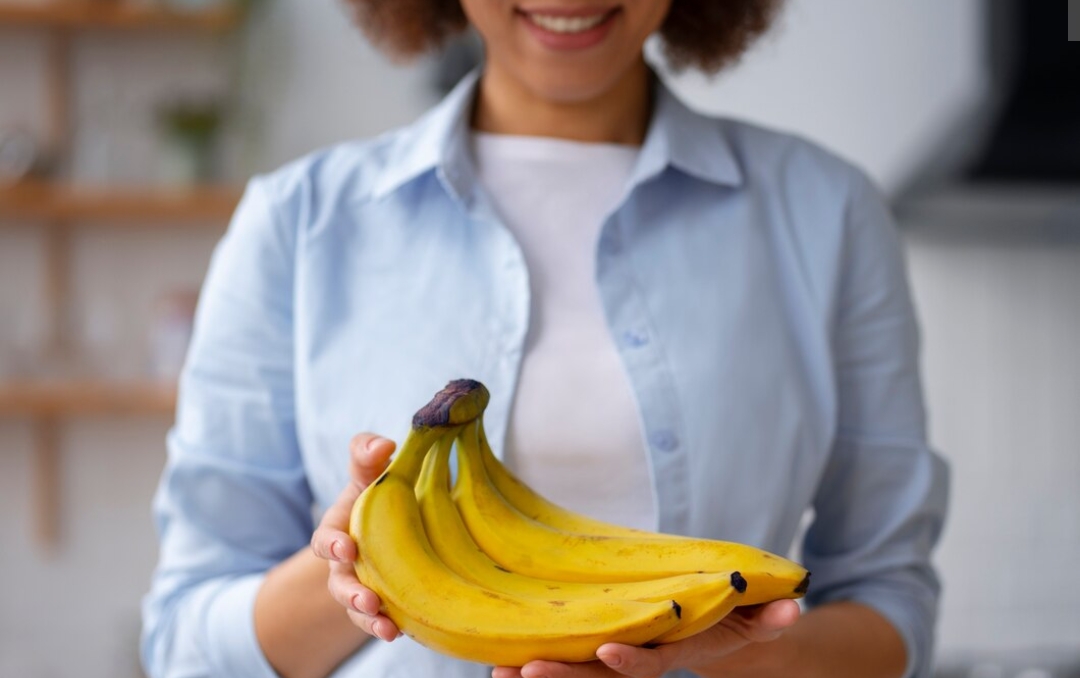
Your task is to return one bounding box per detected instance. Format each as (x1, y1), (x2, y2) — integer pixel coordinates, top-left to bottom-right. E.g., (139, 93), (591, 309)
(141, 1), (948, 677)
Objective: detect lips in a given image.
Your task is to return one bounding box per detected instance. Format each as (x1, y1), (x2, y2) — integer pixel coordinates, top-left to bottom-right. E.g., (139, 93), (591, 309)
(517, 6), (621, 50)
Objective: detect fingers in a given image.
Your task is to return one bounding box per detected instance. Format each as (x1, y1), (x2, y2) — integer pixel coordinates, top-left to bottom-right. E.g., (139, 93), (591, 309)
(310, 432), (401, 645)
(348, 433), (396, 487)
(723, 599), (801, 644)
(346, 609), (400, 643)
(311, 433), (395, 562)
(327, 559), (398, 642)
(591, 600), (802, 677)
(492, 601), (802, 678)
(327, 559), (378, 614)
(519, 659), (619, 678)
(596, 645), (671, 678)
(310, 481), (363, 561)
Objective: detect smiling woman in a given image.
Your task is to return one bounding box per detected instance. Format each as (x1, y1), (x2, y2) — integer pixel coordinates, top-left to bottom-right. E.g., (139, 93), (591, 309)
(345, 0), (781, 73)
(140, 1), (949, 678)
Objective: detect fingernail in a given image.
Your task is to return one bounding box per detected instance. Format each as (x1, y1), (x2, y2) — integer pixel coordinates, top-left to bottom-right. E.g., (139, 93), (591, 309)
(351, 594), (366, 613)
(329, 540), (341, 560)
(599, 652), (622, 667)
(366, 437), (385, 452)
(374, 619), (394, 641)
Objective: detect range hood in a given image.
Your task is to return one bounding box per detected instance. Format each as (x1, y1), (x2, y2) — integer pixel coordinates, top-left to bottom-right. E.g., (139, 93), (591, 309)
(967, 0), (1080, 182)
(896, 1), (1079, 236)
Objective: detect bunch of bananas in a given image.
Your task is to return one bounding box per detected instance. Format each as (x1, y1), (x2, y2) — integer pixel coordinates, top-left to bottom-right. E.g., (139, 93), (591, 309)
(349, 379), (810, 666)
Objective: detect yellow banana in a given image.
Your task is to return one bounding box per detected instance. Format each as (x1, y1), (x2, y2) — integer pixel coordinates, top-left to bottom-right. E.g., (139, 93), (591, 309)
(476, 421), (673, 539)
(416, 433), (746, 643)
(453, 419), (811, 606)
(350, 380), (682, 665)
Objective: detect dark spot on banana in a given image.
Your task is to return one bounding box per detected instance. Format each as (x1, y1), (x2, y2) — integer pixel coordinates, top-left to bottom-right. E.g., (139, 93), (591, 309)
(374, 473), (388, 486)
(603, 588), (612, 593)
(494, 564), (511, 573)
(549, 600), (566, 607)
(730, 572), (747, 594)
(672, 600), (682, 618)
(794, 572), (811, 594)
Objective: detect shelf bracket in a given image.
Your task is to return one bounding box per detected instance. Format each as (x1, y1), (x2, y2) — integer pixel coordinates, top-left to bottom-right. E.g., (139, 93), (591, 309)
(33, 417), (62, 552)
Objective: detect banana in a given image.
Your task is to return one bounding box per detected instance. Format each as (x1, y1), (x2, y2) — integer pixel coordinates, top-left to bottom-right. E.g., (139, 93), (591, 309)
(453, 419), (811, 606)
(350, 380), (682, 666)
(416, 433), (747, 643)
(476, 421), (673, 540)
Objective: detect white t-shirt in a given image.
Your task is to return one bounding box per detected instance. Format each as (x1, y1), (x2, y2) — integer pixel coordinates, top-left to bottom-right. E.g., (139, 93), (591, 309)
(471, 131), (658, 531)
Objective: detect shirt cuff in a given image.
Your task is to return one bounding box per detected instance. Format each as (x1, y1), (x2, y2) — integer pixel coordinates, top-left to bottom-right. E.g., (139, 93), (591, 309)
(204, 573), (281, 678)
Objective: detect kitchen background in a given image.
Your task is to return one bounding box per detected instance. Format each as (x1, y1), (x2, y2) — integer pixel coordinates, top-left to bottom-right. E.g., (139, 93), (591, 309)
(0, 0), (1077, 676)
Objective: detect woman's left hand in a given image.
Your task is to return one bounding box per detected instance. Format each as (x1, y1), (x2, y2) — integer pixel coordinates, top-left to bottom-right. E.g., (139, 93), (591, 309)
(491, 599), (800, 678)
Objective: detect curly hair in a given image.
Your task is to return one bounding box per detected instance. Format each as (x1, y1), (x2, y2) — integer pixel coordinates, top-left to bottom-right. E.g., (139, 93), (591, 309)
(344, 0), (785, 74)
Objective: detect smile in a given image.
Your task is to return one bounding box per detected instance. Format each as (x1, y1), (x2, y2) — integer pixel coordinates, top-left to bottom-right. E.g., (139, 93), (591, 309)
(517, 6), (620, 49)
(526, 12), (610, 34)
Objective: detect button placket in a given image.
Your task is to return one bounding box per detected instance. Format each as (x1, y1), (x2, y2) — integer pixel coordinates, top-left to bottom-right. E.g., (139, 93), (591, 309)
(595, 207), (692, 532)
(649, 429), (680, 453)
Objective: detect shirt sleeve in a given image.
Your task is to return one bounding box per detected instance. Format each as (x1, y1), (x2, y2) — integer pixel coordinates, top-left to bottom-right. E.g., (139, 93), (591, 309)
(141, 176), (312, 678)
(802, 170), (950, 678)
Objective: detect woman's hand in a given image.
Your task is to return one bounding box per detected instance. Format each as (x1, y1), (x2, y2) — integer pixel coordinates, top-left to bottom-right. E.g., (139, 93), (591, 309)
(491, 600), (801, 678)
(310, 432), (401, 643)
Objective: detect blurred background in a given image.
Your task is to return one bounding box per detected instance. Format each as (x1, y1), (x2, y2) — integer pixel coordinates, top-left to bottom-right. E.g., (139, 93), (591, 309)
(0, 0), (1077, 676)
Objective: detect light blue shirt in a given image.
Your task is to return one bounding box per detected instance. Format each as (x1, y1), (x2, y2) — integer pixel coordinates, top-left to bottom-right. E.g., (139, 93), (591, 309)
(142, 71), (948, 678)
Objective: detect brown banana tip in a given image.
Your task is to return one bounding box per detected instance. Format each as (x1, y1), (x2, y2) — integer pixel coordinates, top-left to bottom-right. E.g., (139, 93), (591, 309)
(794, 572), (811, 595)
(412, 379), (490, 428)
(730, 571), (747, 594)
(672, 600), (682, 619)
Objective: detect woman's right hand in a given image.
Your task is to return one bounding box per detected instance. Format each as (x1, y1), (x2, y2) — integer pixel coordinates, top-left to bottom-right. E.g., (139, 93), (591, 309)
(311, 432), (401, 642)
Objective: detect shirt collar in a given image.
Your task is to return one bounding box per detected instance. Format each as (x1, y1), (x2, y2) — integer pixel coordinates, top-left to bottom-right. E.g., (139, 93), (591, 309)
(632, 74), (744, 188)
(370, 69), (481, 202)
(369, 68), (743, 201)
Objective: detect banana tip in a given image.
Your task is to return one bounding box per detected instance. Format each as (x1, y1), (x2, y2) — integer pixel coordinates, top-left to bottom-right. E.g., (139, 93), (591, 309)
(730, 571), (747, 594)
(794, 572), (811, 595)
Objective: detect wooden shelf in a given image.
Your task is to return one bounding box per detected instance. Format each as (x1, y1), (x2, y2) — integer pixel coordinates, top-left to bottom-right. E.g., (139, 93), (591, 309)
(0, 379), (177, 417)
(1, 0), (245, 553)
(0, 2), (244, 32)
(0, 180), (243, 224)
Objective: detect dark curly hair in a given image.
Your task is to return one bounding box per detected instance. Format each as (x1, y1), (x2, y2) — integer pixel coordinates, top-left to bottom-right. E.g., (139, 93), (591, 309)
(344, 0), (785, 74)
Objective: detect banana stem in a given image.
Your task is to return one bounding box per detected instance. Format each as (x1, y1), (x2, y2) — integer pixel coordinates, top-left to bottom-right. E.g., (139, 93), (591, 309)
(388, 380), (491, 484)
(385, 426), (449, 484)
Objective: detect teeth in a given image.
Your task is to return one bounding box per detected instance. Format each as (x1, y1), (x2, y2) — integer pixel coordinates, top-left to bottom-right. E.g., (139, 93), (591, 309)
(528, 12), (608, 33)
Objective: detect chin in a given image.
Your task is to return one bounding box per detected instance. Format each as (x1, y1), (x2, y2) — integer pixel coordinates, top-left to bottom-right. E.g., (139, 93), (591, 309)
(521, 65), (634, 105)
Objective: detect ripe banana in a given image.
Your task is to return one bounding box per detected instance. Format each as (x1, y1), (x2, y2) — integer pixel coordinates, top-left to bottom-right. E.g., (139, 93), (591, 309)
(416, 433), (747, 644)
(452, 419), (811, 606)
(476, 421), (672, 540)
(350, 380), (682, 666)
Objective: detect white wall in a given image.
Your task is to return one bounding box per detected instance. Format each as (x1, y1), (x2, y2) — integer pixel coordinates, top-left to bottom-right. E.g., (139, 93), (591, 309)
(3, 1), (1076, 676)
(658, 0), (988, 195)
(903, 211), (1080, 658)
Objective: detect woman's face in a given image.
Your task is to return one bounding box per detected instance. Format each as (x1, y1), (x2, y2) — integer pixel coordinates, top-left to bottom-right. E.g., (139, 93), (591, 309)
(460, 0), (672, 104)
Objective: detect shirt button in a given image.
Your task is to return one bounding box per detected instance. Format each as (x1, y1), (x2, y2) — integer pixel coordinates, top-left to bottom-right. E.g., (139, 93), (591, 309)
(650, 430), (679, 453)
(620, 329), (649, 349)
